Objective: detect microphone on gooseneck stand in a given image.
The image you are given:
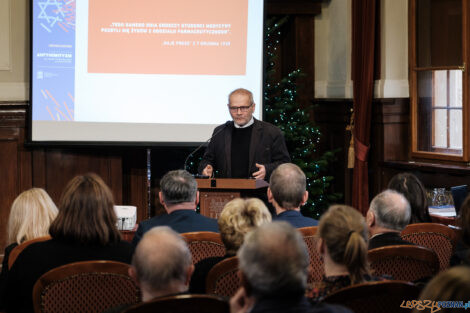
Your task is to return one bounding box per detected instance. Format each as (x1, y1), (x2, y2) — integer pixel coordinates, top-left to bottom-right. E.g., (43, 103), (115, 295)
(183, 121), (232, 176)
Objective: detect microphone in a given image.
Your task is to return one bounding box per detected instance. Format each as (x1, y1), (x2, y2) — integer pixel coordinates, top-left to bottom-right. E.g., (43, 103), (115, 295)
(183, 121), (231, 174)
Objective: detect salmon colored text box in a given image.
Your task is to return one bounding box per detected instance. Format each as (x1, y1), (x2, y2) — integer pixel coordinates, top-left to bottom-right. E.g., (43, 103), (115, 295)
(88, 0), (248, 75)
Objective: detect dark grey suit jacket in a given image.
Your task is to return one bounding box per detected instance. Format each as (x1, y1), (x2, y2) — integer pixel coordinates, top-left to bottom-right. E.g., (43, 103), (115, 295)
(198, 118), (290, 180)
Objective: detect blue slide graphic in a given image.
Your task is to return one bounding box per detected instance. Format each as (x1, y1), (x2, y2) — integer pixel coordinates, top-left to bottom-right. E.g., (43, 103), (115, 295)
(32, 0), (76, 121)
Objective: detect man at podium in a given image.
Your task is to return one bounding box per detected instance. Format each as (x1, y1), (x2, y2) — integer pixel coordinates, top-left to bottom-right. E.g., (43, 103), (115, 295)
(198, 88), (290, 180)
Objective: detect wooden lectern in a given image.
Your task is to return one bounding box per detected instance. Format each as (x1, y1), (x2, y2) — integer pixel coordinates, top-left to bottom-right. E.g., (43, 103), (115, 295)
(196, 178), (269, 219)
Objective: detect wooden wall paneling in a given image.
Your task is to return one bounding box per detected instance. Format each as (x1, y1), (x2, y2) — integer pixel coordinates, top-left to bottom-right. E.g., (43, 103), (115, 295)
(31, 149), (46, 187)
(312, 99), (352, 204)
(266, 0), (321, 108)
(370, 98), (410, 198)
(122, 148), (149, 222)
(277, 16), (316, 108)
(266, 0), (322, 15)
(39, 148), (124, 205)
(18, 128), (33, 191)
(107, 152), (123, 205)
(382, 161), (470, 191)
(294, 16), (316, 105)
(0, 139), (19, 251)
(0, 102), (31, 252)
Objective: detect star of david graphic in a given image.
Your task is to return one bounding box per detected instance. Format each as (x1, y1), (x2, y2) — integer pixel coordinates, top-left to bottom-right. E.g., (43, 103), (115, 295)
(37, 0), (65, 29)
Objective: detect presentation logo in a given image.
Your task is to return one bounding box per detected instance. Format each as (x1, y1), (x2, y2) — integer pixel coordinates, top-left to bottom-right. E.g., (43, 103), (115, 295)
(37, 0), (76, 33)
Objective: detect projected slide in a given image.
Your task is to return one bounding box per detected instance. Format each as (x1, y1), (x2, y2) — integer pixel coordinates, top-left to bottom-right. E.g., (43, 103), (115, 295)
(88, 0), (247, 75)
(31, 0), (264, 143)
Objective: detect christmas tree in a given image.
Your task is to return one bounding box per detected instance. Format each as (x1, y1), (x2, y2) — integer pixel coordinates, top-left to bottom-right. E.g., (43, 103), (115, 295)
(264, 18), (340, 219)
(187, 17), (340, 218)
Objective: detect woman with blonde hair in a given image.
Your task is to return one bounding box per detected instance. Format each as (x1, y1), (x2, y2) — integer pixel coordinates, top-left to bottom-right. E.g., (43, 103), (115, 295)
(309, 205), (383, 302)
(5, 173), (134, 313)
(190, 197), (271, 293)
(0, 188), (58, 310)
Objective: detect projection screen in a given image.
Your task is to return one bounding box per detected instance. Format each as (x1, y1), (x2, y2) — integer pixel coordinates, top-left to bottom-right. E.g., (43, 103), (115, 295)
(30, 0), (264, 144)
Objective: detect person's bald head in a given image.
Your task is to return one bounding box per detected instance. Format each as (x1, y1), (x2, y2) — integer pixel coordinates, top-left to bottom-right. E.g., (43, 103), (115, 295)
(131, 227), (193, 298)
(369, 189), (411, 231)
(269, 163), (307, 210)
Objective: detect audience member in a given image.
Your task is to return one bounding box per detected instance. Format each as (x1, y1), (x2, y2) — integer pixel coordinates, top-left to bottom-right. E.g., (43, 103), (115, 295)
(230, 222), (352, 313)
(189, 198), (271, 293)
(269, 163), (318, 227)
(367, 190), (413, 249)
(105, 226), (194, 313)
(0, 188), (58, 310)
(309, 205), (384, 302)
(132, 170), (218, 246)
(413, 266), (470, 313)
(388, 172), (432, 223)
(5, 173), (134, 313)
(450, 195), (470, 266)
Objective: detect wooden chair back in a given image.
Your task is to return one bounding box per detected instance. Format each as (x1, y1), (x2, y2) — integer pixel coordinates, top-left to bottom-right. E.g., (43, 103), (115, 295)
(206, 256), (239, 298)
(8, 236), (52, 269)
(323, 281), (420, 313)
(122, 294), (229, 313)
(401, 223), (458, 271)
(297, 226), (323, 282)
(32, 260), (140, 313)
(368, 245), (439, 282)
(181, 232), (225, 265)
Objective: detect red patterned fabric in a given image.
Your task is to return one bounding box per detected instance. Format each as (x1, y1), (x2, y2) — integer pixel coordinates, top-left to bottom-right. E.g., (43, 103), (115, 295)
(369, 255), (438, 282)
(401, 231), (454, 271)
(302, 235), (324, 283)
(210, 270), (240, 298)
(39, 273), (140, 313)
(188, 241), (226, 265)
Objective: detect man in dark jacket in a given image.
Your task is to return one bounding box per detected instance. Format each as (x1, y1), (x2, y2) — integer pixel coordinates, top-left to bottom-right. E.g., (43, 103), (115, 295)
(367, 189), (413, 250)
(132, 170), (218, 246)
(269, 163), (318, 228)
(198, 88), (290, 181)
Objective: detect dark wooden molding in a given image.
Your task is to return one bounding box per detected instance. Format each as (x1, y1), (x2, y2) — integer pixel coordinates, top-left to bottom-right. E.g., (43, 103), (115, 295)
(266, 0), (323, 15)
(383, 161), (470, 176)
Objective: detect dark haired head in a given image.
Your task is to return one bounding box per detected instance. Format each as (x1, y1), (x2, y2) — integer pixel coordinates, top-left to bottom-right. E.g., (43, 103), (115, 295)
(388, 172), (431, 224)
(49, 173), (121, 245)
(458, 195), (470, 248)
(160, 170), (197, 205)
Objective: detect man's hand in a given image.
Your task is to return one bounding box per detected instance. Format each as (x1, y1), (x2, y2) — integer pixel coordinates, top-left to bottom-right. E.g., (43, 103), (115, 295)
(252, 163), (266, 180)
(202, 164), (213, 177)
(230, 287), (255, 313)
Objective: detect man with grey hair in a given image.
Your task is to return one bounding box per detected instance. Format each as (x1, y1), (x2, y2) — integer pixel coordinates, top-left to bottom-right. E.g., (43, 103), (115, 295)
(105, 227), (194, 313)
(230, 222), (352, 313)
(366, 189), (413, 250)
(269, 163), (318, 227)
(132, 170), (218, 246)
(199, 88), (290, 180)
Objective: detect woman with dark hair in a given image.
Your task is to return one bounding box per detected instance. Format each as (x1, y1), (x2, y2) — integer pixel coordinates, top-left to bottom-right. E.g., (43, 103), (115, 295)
(388, 172), (432, 224)
(5, 173), (134, 313)
(450, 195), (470, 266)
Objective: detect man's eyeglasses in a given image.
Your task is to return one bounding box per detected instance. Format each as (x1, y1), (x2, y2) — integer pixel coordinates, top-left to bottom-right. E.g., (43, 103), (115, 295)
(228, 104), (253, 112)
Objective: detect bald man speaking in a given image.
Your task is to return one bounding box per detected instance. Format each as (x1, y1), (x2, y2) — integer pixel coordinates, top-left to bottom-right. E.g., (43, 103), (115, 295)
(198, 88), (290, 181)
